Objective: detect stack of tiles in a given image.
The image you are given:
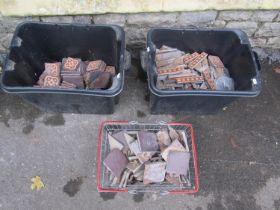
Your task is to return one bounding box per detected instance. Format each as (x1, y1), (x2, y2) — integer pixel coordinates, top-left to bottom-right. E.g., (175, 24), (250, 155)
(83, 60), (115, 89)
(103, 126), (191, 188)
(36, 62), (61, 88)
(61, 57), (85, 88)
(35, 57), (117, 90)
(155, 45), (234, 91)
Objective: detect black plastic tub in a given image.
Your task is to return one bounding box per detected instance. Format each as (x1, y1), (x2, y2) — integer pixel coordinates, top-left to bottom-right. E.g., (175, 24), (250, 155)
(147, 28), (261, 114)
(1, 22), (125, 114)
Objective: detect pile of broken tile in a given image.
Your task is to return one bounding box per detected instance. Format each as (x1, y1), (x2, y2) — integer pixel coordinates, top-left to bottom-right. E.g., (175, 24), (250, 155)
(156, 45), (234, 91)
(35, 57), (116, 90)
(103, 127), (191, 189)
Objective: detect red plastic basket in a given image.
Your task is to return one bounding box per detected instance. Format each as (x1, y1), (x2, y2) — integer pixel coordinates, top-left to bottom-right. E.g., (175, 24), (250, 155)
(97, 121), (199, 195)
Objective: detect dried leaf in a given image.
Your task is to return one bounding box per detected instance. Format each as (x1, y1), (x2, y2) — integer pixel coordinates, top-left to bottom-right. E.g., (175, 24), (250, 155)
(31, 176), (44, 191)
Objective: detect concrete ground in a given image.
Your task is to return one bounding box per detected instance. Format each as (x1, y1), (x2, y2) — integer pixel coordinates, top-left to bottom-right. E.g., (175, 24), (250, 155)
(0, 60), (279, 210)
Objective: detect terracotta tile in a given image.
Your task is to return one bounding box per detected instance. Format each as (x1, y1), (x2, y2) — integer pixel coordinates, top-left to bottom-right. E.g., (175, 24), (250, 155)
(112, 131), (130, 147)
(62, 57), (81, 71)
(62, 75), (84, 88)
(202, 68), (217, 90)
(208, 55), (224, 68)
(137, 151), (156, 163)
(178, 130), (189, 151)
(183, 52), (200, 64)
(128, 140), (141, 156)
(138, 131), (159, 152)
(103, 149), (129, 178)
(168, 69), (194, 79)
(37, 71), (48, 86)
(188, 52), (208, 69)
(175, 75), (204, 84)
(166, 151), (190, 176)
(88, 72), (111, 89)
(44, 62), (61, 77)
(43, 75), (61, 87)
(162, 80), (184, 89)
(211, 66), (225, 78)
(159, 45), (177, 51)
(157, 65), (185, 75)
(156, 129), (171, 148)
(169, 126), (180, 141)
(143, 162), (166, 185)
(173, 54), (190, 65)
(83, 70), (102, 87)
(59, 81), (77, 89)
(124, 133), (135, 145)
(86, 60), (106, 72)
(193, 58), (208, 71)
(108, 134), (124, 151)
(105, 66), (116, 76)
(156, 58), (176, 68)
(155, 50), (184, 61)
(161, 139), (186, 161)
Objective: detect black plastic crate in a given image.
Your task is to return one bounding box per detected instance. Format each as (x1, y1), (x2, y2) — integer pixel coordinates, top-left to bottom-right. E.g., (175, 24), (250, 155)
(1, 22), (125, 114)
(146, 28), (261, 114)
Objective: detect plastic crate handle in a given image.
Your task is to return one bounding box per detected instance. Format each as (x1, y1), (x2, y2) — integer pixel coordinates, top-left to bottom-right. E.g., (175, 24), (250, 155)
(124, 50), (131, 71)
(140, 50), (148, 72)
(253, 51), (261, 72)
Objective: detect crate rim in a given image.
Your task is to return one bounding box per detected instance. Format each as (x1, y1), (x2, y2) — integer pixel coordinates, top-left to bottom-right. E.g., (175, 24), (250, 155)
(97, 120), (200, 194)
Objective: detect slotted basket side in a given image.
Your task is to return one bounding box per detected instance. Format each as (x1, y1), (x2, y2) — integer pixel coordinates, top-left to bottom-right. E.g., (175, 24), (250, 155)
(97, 121), (199, 194)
